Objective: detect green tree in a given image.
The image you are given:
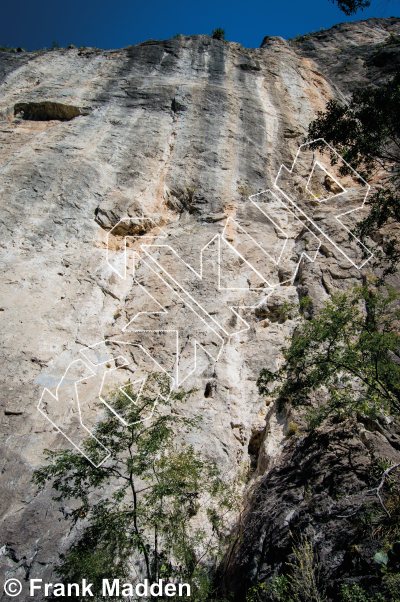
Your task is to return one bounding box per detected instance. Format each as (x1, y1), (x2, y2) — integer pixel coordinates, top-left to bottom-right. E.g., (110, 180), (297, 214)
(32, 373), (234, 600)
(257, 284), (400, 429)
(308, 71), (400, 279)
(246, 536), (326, 602)
(211, 28), (226, 41)
(329, 0), (370, 14)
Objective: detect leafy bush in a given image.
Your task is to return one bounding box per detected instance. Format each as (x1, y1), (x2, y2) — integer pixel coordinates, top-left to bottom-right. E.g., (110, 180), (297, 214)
(211, 28), (226, 41)
(0, 45), (17, 53)
(257, 284), (400, 429)
(382, 33), (400, 47)
(246, 536), (325, 601)
(308, 71), (400, 280)
(329, 0), (370, 15)
(285, 421), (299, 438)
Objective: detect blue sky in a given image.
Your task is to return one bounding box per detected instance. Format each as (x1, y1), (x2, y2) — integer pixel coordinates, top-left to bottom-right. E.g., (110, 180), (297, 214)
(0, 0), (397, 51)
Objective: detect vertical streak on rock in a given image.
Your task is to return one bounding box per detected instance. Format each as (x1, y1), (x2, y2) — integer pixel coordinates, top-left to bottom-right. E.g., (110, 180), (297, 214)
(255, 75), (279, 184)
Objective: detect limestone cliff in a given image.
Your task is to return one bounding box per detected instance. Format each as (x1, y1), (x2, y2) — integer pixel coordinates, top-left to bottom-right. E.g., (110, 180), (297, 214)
(0, 16), (399, 599)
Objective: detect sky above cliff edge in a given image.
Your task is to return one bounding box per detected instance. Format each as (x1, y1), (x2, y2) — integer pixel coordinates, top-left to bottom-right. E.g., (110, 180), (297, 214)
(0, 0), (397, 51)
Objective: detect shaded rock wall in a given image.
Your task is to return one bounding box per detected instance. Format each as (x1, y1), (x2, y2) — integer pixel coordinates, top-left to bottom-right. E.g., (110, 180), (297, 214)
(222, 416), (400, 600)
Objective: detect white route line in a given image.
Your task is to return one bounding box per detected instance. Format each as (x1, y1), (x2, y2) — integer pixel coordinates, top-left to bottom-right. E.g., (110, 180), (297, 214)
(80, 338), (173, 414)
(139, 244), (250, 339)
(222, 189), (322, 293)
(306, 160), (345, 202)
(37, 359), (111, 468)
(124, 254), (228, 385)
(274, 138), (373, 269)
(39, 139), (375, 466)
(106, 217), (168, 280)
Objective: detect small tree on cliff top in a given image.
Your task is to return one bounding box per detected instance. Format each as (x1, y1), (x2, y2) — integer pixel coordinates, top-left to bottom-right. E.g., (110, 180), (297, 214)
(211, 28), (226, 41)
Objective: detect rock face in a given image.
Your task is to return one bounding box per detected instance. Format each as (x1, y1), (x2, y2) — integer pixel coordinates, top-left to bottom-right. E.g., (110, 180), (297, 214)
(0, 17), (399, 598)
(287, 16), (400, 95)
(222, 415), (400, 600)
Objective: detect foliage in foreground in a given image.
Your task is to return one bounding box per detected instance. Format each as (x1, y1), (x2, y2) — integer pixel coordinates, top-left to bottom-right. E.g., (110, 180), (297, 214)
(32, 373), (234, 600)
(308, 71), (400, 280)
(246, 533), (400, 601)
(254, 284), (400, 600)
(246, 535), (326, 601)
(329, 0), (370, 15)
(257, 283), (400, 429)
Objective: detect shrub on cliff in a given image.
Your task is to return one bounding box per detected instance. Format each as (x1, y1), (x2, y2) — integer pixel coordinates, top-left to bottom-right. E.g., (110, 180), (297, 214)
(308, 71), (400, 280)
(211, 28), (226, 41)
(257, 283), (400, 429)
